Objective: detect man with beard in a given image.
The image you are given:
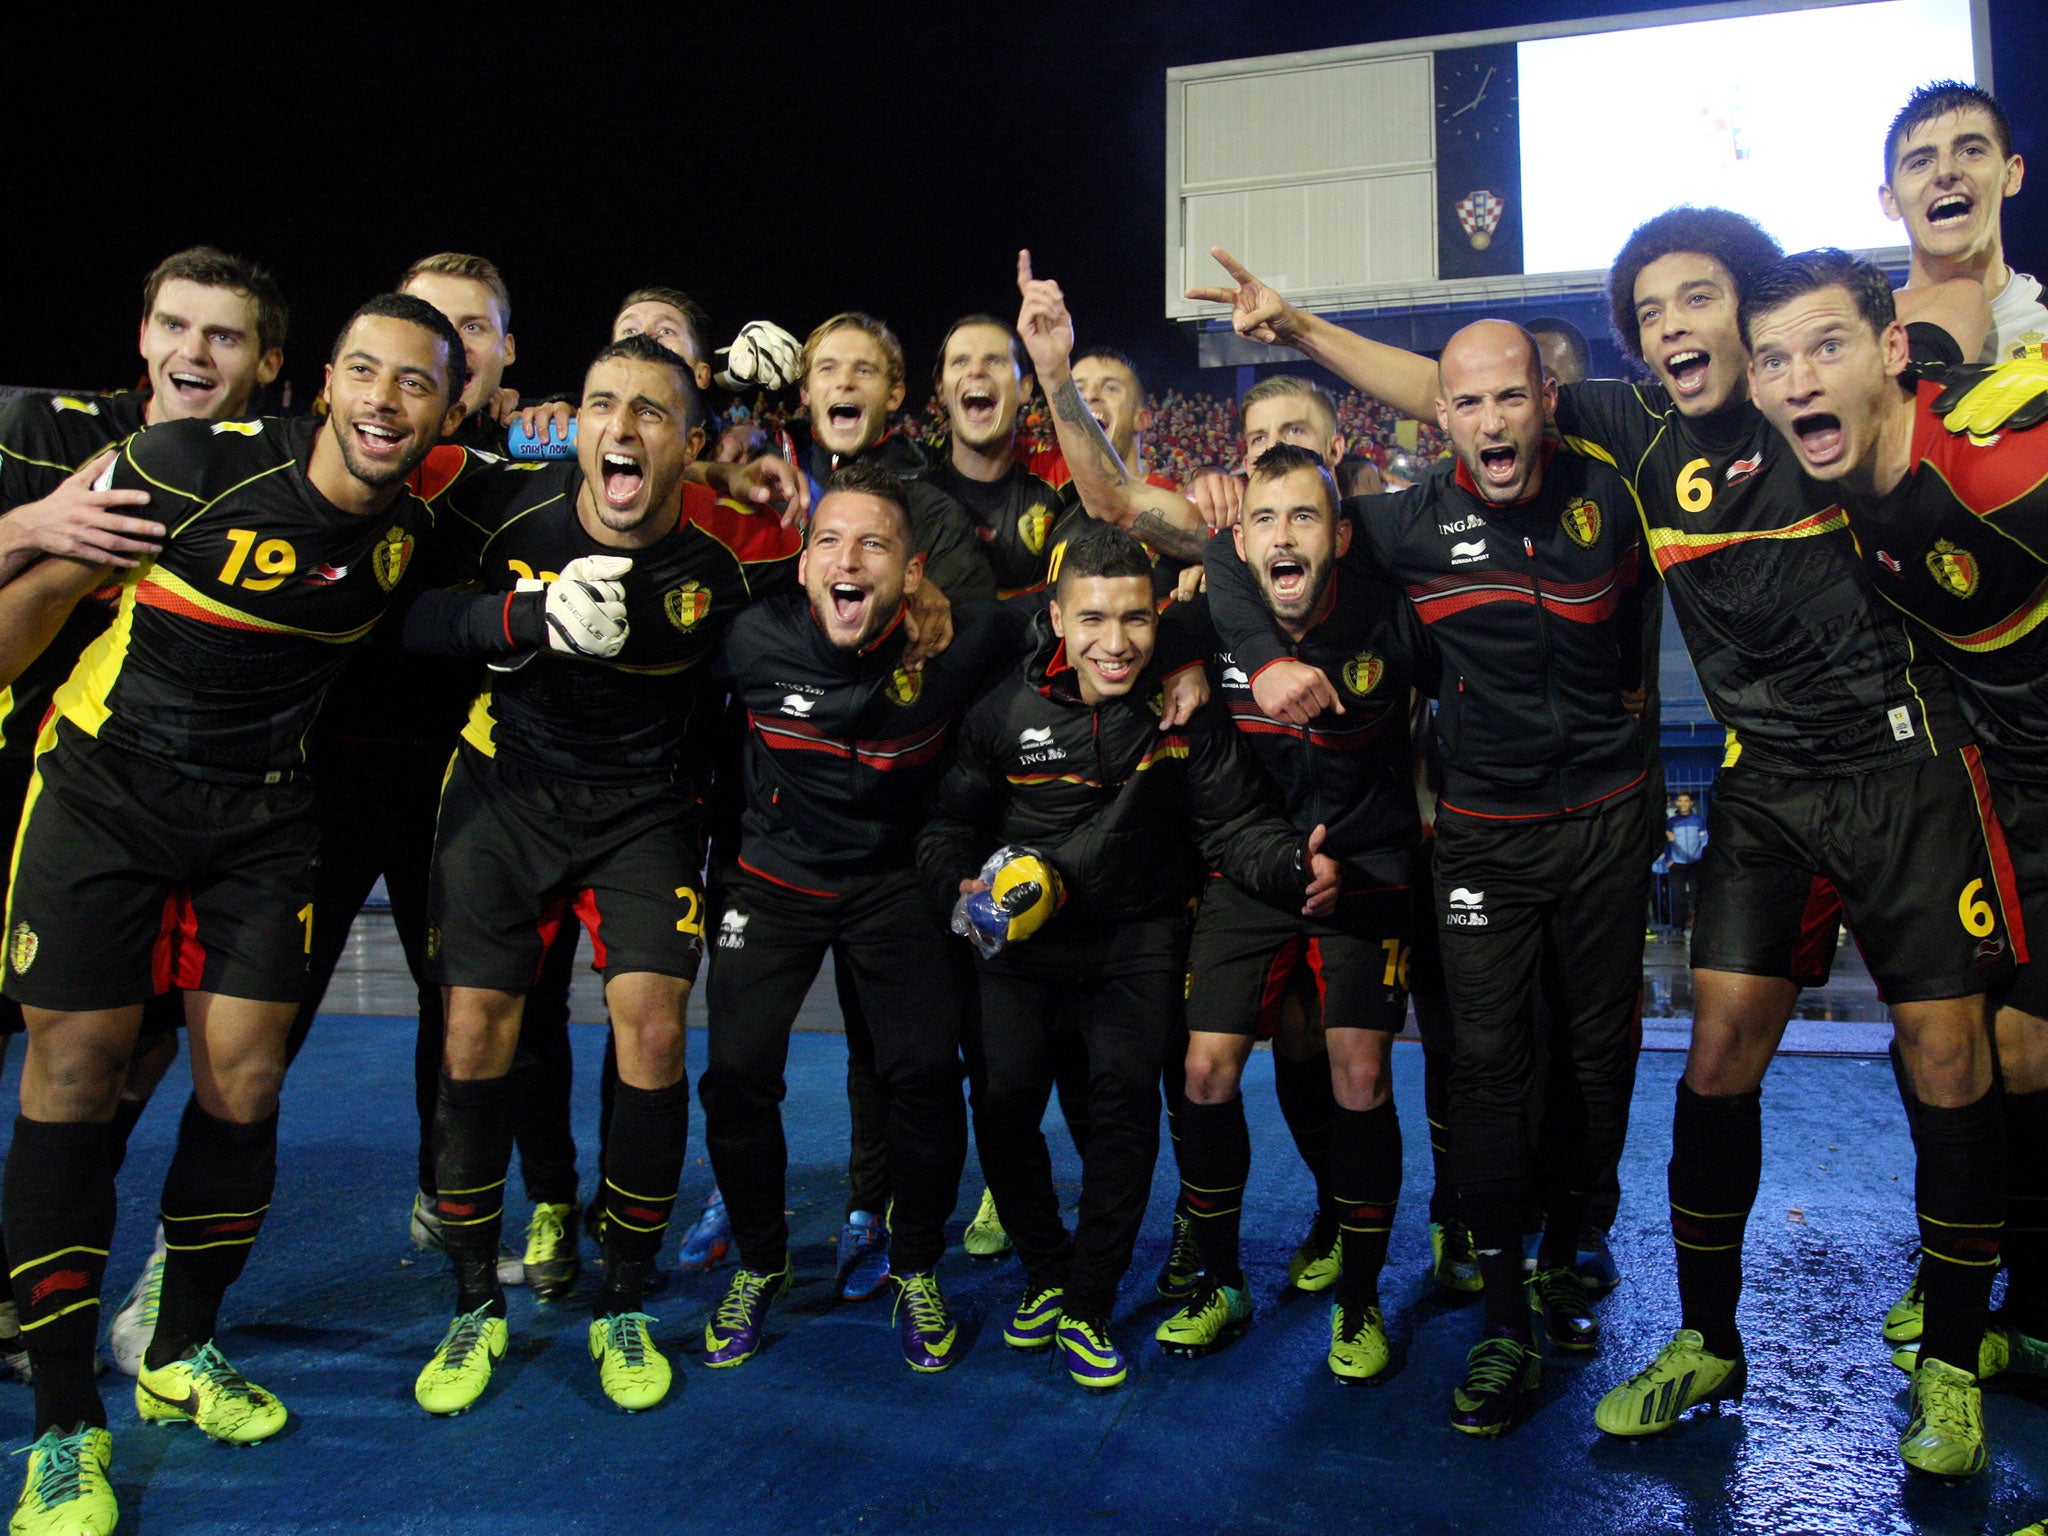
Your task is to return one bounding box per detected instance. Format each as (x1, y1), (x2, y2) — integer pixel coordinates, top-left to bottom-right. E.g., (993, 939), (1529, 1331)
(697, 461), (1026, 1376)
(0, 294), (464, 1536)
(402, 333), (800, 1417)
(1188, 216), (2018, 1472)
(1162, 443), (1424, 1382)
(1205, 322), (1651, 1436)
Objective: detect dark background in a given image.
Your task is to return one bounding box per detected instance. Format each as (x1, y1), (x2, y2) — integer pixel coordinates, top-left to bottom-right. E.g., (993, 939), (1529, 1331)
(9, 1), (2042, 401)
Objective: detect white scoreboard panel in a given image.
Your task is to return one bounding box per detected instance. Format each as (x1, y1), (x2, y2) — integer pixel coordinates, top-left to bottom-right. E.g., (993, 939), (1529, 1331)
(1166, 0), (1990, 322)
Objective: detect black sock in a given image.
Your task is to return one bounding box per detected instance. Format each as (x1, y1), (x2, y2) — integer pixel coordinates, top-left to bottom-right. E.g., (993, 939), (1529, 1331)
(5, 1117), (114, 1432)
(1914, 1086), (2004, 1374)
(598, 1081), (688, 1317)
(1272, 1050), (1334, 1211)
(1176, 1096), (1249, 1287)
(2002, 1085), (2048, 1336)
(147, 1102), (277, 1369)
(104, 1097), (149, 1178)
(1669, 1082), (1760, 1361)
(1471, 1229), (1532, 1342)
(1537, 1190), (1590, 1273)
(434, 1073), (514, 1315)
(1331, 1102), (1400, 1309)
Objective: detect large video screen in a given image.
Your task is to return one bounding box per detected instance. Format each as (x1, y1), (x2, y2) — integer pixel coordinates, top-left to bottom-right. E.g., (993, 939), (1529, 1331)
(1518, 0), (1978, 273)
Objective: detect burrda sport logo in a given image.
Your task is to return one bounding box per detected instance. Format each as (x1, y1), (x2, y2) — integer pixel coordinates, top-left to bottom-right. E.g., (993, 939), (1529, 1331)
(1445, 888), (1488, 927)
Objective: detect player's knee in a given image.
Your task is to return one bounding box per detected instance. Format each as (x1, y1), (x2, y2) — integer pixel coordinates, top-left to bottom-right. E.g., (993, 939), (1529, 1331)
(1329, 1057), (1390, 1112)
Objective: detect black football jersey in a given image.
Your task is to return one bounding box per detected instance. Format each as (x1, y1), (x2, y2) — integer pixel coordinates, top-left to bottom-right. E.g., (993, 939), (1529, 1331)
(54, 415), (432, 782)
(1556, 381), (1965, 774)
(435, 459), (800, 785)
(0, 390), (151, 760)
(925, 457), (1081, 598)
(1848, 380), (2048, 783)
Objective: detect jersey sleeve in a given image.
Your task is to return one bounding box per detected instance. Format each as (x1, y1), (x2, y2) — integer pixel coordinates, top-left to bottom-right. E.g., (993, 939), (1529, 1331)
(1200, 524), (1291, 677)
(108, 423), (209, 531)
(1183, 705), (1311, 908)
(0, 397), (78, 511)
(683, 485), (803, 604)
(1553, 380), (1665, 469)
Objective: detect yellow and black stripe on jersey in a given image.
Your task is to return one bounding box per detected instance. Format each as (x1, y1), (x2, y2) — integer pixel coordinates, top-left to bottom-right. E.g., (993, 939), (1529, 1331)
(1555, 380), (1965, 775)
(0, 390), (152, 762)
(52, 414), (433, 783)
(432, 459), (801, 785)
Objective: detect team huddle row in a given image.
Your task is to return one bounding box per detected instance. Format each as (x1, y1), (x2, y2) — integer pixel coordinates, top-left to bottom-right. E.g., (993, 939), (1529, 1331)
(0, 73), (2043, 1536)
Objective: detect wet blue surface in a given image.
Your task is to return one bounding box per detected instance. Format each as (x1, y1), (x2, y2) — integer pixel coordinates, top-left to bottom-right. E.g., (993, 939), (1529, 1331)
(27, 1018), (2045, 1535)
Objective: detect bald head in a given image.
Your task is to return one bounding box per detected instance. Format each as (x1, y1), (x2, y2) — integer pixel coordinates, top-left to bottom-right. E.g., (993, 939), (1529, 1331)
(1435, 320), (1555, 506)
(1438, 320), (1544, 397)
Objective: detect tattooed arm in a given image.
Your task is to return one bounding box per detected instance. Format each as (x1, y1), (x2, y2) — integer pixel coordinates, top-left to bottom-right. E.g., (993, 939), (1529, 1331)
(1015, 250), (1209, 564)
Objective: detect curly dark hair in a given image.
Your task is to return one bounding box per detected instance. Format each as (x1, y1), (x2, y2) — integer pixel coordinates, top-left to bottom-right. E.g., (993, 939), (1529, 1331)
(1606, 207), (1784, 363)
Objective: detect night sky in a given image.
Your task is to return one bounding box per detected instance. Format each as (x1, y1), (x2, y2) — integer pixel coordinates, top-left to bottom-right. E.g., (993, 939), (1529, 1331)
(11, 2), (2044, 401)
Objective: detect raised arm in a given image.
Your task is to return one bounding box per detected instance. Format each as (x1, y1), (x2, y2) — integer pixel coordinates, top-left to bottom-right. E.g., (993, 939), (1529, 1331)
(1187, 246), (1440, 423)
(1014, 251), (1208, 564)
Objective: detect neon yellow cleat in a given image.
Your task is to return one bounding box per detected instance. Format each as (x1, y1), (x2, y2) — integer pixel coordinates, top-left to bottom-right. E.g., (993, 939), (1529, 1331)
(1286, 1214), (1341, 1293)
(135, 1342), (286, 1444)
(522, 1201), (580, 1301)
(9, 1425), (114, 1536)
(1594, 1329), (1744, 1437)
(1155, 1281), (1251, 1357)
(962, 1187), (1012, 1260)
(414, 1306), (507, 1416)
(1883, 1278), (1924, 1345)
(1327, 1303), (1390, 1384)
(1429, 1220), (1482, 1295)
(1450, 1336), (1540, 1436)
(1900, 1357), (1987, 1477)
(589, 1312), (671, 1411)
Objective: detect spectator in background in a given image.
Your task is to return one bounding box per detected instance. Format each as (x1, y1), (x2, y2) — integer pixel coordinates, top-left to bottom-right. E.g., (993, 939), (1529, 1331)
(1336, 455), (1385, 497)
(1665, 791), (1708, 933)
(1527, 317), (1592, 385)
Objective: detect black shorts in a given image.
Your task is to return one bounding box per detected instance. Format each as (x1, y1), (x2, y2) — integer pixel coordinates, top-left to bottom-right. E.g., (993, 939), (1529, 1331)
(1185, 875), (1410, 1038)
(1987, 772), (2048, 1020)
(426, 745), (705, 991)
(3, 719), (317, 1012)
(1691, 748), (2021, 1003)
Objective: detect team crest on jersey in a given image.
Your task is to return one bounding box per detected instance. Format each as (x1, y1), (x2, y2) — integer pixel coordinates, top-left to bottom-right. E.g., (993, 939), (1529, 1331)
(8, 922), (35, 976)
(885, 665), (922, 706)
(209, 420), (264, 437)
(1019, 503), (1053, 556)
(1560, 497), (1601, 549)
(426, 925), (442, 961)
(1342, 651), (1386, 696)
(666, 581), (711, 632)
(1926, 538), (1979, 598)
(1147, 689), (1165, 717)
(373, 525), (415, 591)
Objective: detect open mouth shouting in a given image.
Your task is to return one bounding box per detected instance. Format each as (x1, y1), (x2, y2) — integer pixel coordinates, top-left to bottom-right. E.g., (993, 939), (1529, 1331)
(1476, 442), (1520, 488)
(1925, 192), (1974, 232)
(824, 401), (866, 436)
(1789, 411), (1845, 468)
(956, 384), (999, 434)
(1265, 553), (1309, 605)
(1663, 349), (1712, 399)
(827, 579), (871, 630)
(600, 450), (646, 510)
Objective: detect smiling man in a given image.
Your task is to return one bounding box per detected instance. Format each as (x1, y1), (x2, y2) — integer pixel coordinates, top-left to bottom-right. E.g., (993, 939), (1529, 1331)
(698, 461), (1031, 1378)
(0, 294), (460, 1536)
(920, 518), (1338, 1393)
(395, 332), (801, 1419)
(1744, 246), (2048, 1474)
(1884, 81), (2047, 363)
